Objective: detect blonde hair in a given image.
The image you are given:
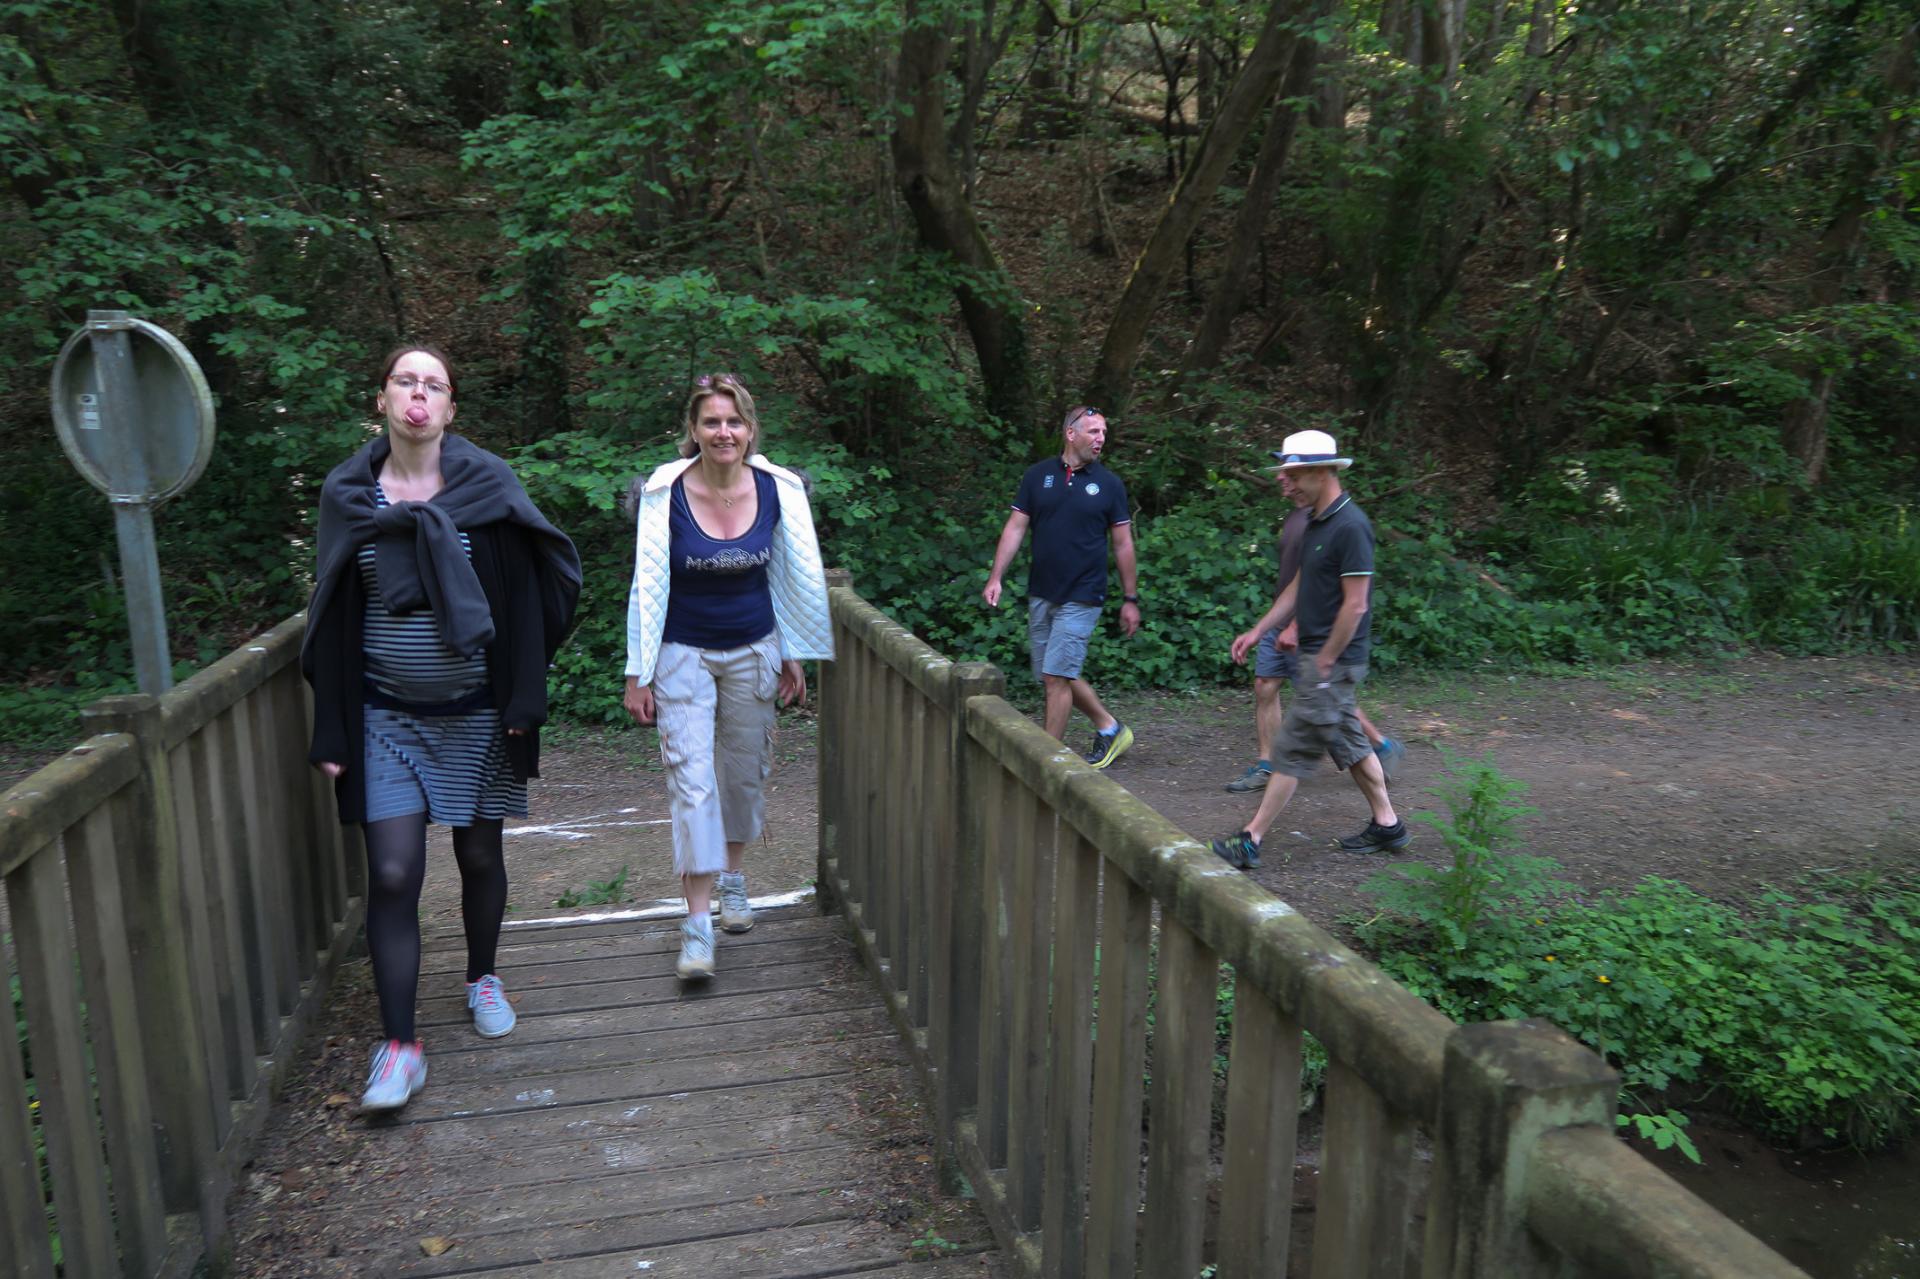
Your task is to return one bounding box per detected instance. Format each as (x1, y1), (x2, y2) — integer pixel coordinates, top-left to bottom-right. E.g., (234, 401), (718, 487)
(677, 373), (761, 459)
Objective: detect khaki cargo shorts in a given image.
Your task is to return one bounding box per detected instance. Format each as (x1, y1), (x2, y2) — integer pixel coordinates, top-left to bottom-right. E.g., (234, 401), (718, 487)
(1273, 661), (1372, 779)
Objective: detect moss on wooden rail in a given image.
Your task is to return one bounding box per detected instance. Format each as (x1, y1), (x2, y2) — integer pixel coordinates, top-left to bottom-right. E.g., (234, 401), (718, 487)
(1526, 1127), (1810, 1278)
(828, 586), (954, 701)
(157, 612), (305, 750)
(0, 733), (140, 878)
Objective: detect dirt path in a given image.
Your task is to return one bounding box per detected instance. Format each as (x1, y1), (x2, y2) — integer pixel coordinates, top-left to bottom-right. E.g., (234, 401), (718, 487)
(433, 654), (1915, 939)
(1098, 653), (1917, 927)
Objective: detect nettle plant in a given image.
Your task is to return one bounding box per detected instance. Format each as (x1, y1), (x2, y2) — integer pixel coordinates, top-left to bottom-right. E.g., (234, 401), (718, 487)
(1358, 758), (1920, 1152)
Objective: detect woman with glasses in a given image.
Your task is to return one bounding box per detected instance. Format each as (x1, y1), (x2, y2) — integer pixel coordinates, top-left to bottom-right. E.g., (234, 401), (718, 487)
(624, 373), (832, 981)
(302, 344), (581, 1111)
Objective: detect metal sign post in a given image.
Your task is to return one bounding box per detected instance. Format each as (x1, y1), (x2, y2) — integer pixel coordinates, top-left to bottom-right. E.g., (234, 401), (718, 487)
(50, 310), (216, 696)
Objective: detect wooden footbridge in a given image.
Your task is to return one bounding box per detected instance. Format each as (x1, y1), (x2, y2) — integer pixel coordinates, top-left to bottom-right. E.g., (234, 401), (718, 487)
(2, 580), (1811, 1278)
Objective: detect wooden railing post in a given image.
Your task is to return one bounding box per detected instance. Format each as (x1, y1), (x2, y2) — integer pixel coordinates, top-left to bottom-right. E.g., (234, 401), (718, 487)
(1142, 916), (1218, 1278)
(1422, 1020), (1619, 1279)
(79, 695), (225, 1239)
(816, 570), (851, 913)
(934, 662), (1001, 1192)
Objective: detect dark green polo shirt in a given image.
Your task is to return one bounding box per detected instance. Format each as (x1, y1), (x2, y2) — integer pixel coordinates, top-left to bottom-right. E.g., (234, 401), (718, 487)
(1294, 493), (1374, 664)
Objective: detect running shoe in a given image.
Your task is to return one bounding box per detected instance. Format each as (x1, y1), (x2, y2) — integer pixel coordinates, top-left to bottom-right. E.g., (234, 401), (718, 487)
(360, 1039), (426, 1112)
(718, 871), (755, 934)
(1225, 762), (1273, 793)
(1374, 738), (1407, 785)
(1334, 819), (1412, 854)
(1210, 831), (1263, 870)
(1086, 721), (1135, 769)
(466, 974), (516, 1038)
(677, 914), (716, 981)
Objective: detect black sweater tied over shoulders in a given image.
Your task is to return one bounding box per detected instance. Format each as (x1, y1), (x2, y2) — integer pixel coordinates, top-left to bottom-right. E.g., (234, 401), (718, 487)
(301, 433), (582, 825)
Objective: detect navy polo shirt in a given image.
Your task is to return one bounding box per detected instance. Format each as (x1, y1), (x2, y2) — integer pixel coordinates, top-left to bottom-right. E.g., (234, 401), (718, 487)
(1294, 493), (1374, 664)
(1011, 457), (1131, 604)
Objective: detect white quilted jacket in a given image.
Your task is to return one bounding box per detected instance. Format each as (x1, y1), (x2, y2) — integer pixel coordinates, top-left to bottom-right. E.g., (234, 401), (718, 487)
(625, 454), (835, 684)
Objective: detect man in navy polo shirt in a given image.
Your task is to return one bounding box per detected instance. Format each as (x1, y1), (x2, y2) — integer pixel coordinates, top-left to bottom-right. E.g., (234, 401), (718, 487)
(983, 405), (1141, 767)
(1211, 429), (1407, 869)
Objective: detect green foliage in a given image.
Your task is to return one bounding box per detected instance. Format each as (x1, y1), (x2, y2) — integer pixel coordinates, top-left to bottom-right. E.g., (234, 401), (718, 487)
(1619, 1109), (1702, 1165)
(1211, 964), (1327, 1113)
(554, 863), (631, 909)
(1363, 751), (1554, 953)
(1359, 762), (1920, 1148)
(906, 1229), (961, 1260)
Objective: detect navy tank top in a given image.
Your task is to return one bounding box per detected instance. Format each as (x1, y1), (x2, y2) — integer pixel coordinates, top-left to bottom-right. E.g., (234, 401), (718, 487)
(661, 468), (780, 650)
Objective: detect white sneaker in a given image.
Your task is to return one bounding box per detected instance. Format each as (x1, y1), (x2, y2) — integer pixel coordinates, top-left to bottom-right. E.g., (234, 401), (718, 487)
(466, 974), (516, 1038)
(677, 914), (716, 981)
(360, 1039), (426, 1112)
(718, 871), (755, 934)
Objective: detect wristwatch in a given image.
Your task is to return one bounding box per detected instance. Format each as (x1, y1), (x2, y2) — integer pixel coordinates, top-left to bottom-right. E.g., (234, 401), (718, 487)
(1122, 593), (1141, 605)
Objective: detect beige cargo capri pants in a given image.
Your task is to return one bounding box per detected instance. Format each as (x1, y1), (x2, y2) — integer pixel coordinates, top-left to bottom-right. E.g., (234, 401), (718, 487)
(652, 634), (783, 877)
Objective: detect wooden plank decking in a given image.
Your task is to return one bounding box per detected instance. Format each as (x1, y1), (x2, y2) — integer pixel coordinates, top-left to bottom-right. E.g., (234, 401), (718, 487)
(226, 904), (1004, 1278)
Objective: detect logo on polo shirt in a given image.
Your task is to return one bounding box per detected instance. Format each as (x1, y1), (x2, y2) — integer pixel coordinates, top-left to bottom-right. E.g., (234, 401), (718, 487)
(1044, 474), (1055, 489)
(1084, 483), (1100, 496)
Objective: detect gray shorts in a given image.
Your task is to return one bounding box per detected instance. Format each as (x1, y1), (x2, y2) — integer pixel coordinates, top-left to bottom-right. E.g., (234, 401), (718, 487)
(1253, 631), (1299, 681)
(1028, 598), (1101, 681)
(1274, 661), (1373, 779)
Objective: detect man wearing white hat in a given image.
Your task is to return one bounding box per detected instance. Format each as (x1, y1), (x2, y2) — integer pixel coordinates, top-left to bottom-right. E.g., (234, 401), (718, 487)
(1212, 429), (1407, 869)
(1224, 465), (1405, 794)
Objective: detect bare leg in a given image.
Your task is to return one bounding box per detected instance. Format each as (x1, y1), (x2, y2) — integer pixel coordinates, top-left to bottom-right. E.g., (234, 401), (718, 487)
(1043, 674), (1074, 739)
(1348, 752), (1398, 825)
(1254, 677), (1284, 762)
(1070, 678), (1117, 733)
(686, 840), (745, 918)
(1242, 773), (1301, 845)
(684, 872), (714, 918)
(1355, 707), (1386, 749)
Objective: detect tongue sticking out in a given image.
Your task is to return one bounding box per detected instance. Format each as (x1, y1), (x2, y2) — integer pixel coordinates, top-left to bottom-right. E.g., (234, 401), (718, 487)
(405, 406), (430, 426)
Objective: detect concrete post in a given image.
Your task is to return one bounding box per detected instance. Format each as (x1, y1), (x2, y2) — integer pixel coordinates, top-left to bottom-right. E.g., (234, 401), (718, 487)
(1422, 1019), (1619, 1278)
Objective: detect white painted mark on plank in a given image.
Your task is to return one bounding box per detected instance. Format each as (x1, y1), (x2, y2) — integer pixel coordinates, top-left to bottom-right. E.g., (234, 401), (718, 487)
(603, 1140), (654, 1168)
(669, 1092), (690, 1100)
(504, 813), (672, 840)
(1252, 900), (1298, 919)
(514, 1088), (556, 1105)
(623, 1105), (650, 1119)
(504, 885), (816, 929)
(635, 1262), (655, 1271)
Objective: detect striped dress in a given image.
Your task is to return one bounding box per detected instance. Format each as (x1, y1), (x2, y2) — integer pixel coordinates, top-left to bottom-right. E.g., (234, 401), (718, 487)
(358, 486), (527, 825)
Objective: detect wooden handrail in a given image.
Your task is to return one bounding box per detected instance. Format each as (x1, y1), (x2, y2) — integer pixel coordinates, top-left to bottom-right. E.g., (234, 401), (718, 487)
(0, 612), (364, 1277)
(818, 578), (1810, 1279)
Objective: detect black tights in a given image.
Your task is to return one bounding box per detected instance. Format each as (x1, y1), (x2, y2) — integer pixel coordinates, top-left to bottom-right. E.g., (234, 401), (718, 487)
(362, 814), (509, 1043)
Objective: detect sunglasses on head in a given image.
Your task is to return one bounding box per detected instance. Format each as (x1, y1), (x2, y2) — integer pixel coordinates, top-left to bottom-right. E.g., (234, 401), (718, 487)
(694, 372), (742, 390)
(1068, 407), (1102, 430)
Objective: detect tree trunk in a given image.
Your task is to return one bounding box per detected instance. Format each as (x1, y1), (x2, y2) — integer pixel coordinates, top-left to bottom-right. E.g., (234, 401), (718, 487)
(893, 3), (1033, 428)
(1084, 0), (1305, 413)
(1571, 0), (1873, 388)
(510, 0), (575, 442)
(1182, 19), (1322, 375)
(1780, 19), (1918, 483)
(1018, 1), (1069, 141)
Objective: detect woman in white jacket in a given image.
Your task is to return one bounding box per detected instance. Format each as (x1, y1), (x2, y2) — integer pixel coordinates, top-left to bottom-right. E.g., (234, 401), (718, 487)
(624, 373), (833, 980)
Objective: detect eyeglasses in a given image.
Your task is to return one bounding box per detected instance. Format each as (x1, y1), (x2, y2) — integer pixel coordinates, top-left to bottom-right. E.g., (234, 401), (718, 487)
(388, 374), (452, 397)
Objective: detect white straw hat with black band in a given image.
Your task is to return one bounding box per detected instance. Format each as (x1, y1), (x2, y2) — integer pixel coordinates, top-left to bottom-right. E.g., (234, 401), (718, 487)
(1269, 428), (1353, 471)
